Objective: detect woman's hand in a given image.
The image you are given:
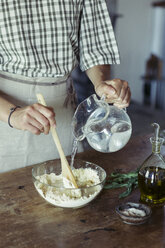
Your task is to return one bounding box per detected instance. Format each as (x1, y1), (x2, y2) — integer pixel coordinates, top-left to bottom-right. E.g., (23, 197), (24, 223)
(10, 103), (56, 135)
(94, 78), (131, 108)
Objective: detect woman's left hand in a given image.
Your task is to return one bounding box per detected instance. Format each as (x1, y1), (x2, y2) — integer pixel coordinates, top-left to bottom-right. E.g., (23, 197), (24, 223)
(94, 78), (131, 108)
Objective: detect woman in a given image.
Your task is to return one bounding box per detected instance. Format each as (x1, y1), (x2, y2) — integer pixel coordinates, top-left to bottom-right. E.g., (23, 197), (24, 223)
(0, 0), (131, 172)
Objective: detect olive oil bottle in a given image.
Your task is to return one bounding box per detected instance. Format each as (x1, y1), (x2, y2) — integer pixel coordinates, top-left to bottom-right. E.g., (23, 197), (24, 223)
(138, 123), (165, 205)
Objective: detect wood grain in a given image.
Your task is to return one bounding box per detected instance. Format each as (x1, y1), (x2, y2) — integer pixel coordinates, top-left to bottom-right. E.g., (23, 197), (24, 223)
(0, 134), (165, 248)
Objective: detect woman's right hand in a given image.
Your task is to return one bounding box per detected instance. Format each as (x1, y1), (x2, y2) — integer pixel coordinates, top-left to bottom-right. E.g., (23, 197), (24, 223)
(10, 103), (56, 135)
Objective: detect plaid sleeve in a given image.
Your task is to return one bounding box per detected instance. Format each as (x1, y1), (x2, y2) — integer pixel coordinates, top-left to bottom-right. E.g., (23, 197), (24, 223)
(79, 0), (120, 71)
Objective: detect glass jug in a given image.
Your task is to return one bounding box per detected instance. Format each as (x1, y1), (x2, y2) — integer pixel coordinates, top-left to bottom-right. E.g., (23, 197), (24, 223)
(72, 94), (132, 153)
(138, 123), (165, 205)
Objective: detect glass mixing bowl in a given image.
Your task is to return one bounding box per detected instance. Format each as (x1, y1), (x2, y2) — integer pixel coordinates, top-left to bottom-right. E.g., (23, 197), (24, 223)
(32, 158), (106, 209)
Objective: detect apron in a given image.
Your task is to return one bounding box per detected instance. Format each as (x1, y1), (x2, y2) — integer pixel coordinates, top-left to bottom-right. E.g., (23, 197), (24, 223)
(0, 71), (83, 173)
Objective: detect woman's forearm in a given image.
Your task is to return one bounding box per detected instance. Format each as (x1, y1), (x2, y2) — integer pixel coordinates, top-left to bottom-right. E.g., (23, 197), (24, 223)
(85, 64), (111, 89)
(0, 95), (16, 123)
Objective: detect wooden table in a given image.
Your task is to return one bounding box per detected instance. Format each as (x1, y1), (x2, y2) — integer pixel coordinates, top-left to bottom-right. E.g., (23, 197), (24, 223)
(0, 134), (165, 248)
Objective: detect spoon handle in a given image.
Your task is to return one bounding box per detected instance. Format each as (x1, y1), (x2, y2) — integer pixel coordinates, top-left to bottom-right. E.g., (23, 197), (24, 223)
(36, 93), (78, 188)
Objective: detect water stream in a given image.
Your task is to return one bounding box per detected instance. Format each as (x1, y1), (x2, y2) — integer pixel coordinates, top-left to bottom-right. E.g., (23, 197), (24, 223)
(70, 138), (79, 169)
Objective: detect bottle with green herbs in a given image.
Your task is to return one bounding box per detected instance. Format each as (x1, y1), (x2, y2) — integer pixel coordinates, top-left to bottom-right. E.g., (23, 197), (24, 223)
(138, 123), (165, 205)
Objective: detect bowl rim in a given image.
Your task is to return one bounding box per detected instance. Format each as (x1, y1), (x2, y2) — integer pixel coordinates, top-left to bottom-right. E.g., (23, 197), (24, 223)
(115, 202), (152, 220)
(32, 158), (107, 190)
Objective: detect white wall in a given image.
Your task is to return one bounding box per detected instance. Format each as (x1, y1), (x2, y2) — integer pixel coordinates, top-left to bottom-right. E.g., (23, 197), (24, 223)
(151, 7), (165, 77)
(111, 0), (155, 103)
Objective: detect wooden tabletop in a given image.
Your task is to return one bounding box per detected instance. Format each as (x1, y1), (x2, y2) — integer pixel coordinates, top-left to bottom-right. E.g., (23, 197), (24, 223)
(0, 134), (165, 248)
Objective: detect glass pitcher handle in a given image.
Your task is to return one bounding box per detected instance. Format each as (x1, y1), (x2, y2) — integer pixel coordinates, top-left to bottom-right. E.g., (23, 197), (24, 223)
(101, 94), (106, 101)
(101, 94), (128, 113)
(101, 94), (127, 112)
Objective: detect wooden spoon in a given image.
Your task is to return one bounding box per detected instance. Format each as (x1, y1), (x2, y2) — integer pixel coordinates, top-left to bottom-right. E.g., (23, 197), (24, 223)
(36, 93), (78, 188)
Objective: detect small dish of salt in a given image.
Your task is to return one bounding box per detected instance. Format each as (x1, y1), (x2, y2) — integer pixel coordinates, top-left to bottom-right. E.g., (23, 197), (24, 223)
(115, 202), (152, 225)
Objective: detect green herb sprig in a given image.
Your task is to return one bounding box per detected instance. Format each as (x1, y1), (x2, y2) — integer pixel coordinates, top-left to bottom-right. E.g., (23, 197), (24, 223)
(104, 168), (139, 198)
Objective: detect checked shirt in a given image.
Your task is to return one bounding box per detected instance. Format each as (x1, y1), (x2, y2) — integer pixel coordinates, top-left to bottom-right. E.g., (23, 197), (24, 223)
(0, 0), (120, 78)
